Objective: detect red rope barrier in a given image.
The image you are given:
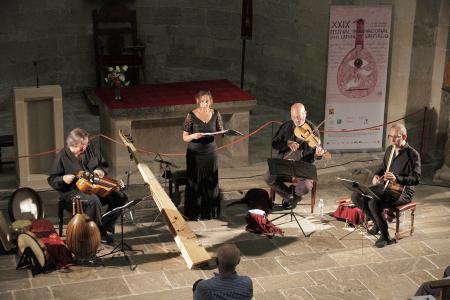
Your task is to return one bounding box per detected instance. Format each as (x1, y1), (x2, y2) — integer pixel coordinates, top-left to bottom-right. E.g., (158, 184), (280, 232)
(5, 108), (425, 161)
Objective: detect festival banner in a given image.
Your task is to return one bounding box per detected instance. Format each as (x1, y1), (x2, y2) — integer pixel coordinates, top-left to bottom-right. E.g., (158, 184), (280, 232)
(324, 5), (392, 150)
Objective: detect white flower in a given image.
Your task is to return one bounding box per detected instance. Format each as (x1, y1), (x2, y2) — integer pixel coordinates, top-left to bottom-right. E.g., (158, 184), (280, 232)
(122, 65), (128, 72)
(119, 74), (125, 82)
(115, 66), (120, 72)
(108, 67), (114, 72)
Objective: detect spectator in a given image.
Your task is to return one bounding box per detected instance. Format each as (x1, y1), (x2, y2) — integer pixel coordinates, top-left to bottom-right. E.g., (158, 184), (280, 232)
(193, 243), (252, 300)
(414, 266), (450, 299)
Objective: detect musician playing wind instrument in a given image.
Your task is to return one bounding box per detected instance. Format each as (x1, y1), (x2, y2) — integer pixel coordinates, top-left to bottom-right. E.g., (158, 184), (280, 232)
(351, 123), (421, 248)
(264, 103), (325, 209)
(47, 128), (126, 244)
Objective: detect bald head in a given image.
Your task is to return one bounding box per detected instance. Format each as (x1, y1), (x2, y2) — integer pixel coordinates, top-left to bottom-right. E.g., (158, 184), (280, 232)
(290, 103), (307, 127)
(216, 243), (241, 273)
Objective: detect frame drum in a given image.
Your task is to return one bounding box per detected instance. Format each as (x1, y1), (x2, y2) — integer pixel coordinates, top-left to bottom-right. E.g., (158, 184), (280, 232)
(0, 213), (14, 252)
(17, 231), (49, 269)
(8, 188), (43, 222)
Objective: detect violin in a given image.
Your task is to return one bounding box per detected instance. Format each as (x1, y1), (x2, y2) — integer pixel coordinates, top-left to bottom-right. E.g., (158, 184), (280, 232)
(287, 122), (331, 159)
(75, 171), (124, 198)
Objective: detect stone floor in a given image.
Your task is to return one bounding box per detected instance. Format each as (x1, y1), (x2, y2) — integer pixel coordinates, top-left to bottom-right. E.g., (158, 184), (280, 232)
(0, 93), (449, 299)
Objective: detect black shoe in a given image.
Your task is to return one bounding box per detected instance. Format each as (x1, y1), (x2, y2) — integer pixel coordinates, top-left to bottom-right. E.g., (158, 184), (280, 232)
(374, 235), (394, 248)
(282, 195), (294, 209)
(101, 233), (114, 245)
(367, 225), (380, 235)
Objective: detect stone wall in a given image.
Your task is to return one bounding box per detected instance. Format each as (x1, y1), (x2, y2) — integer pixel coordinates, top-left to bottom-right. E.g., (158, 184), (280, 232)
(2, 0), (449, 145)
(0, 0), (368, 128)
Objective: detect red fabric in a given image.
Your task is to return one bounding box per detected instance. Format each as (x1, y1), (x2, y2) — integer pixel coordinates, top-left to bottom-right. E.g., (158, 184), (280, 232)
(245, 212), (283, 237)
(93, 79), (256, 110)
(395, 202), (416, 212)
(333, 205), (364, 225)
(31, 219), (73, 269)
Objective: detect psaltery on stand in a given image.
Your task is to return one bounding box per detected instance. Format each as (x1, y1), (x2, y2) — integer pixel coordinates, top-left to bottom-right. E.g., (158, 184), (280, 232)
(118, 130), (211, 269)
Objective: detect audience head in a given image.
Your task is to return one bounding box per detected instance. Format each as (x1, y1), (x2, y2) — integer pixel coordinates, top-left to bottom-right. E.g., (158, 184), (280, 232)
(216, 243), (241, 274)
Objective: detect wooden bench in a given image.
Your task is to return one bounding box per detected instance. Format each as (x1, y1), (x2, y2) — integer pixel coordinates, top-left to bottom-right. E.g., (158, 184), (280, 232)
(0, 135), (14, 168)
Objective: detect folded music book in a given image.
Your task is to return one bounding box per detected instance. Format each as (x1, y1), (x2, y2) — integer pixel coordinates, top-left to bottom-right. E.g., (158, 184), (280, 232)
(201, 129), (244, 136)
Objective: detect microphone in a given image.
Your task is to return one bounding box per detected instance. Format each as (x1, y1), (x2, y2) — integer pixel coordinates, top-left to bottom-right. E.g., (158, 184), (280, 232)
(154, 158), (178, 168)
(33, 61), (39, 88)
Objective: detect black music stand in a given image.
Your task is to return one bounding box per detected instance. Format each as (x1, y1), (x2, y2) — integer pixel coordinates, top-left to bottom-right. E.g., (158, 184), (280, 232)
(267, 158), (317, 237)
(337, 178), (379, 252)
(98, 198), (144, 270)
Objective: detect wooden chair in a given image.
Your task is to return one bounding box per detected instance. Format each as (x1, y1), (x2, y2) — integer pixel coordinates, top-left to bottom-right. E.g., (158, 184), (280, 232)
(269, 179), (317, 213)
(385, 201), (416, 241)
(92, 2), (146, 86)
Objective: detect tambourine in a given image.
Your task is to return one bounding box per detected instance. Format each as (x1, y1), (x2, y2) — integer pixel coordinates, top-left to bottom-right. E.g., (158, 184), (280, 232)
(17, 231), (49, 269)
(8, 188), (43, 222)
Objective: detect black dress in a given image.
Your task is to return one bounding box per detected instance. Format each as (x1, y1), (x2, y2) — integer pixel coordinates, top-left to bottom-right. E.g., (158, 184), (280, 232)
(183, 109), (223, 220)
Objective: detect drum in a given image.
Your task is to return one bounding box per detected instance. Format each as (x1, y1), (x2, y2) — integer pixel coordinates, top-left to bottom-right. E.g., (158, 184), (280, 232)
(8, 188), (43, 222)
(0, 213), (14, 252)
(11, 220), (32, 235)
(17, 231), (49, 270)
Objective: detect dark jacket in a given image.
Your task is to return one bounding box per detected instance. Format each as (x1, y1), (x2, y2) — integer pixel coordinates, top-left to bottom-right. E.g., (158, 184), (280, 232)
(375, 143), (421, 203)
(47, 144), (108, 193)
(272, 119), (320, 164)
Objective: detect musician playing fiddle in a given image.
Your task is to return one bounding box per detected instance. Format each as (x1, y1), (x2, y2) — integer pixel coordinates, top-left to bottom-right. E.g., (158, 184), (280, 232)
(264, 103), (325, 209)
(351, 123), (421, 248)
(47, 128), (126, 244)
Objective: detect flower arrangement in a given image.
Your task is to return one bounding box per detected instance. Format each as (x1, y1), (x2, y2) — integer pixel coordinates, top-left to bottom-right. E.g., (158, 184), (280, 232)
(105, 65), (130, 87)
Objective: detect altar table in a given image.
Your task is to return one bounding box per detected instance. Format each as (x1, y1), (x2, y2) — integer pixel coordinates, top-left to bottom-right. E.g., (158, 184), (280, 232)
(88, 79), (256, 181)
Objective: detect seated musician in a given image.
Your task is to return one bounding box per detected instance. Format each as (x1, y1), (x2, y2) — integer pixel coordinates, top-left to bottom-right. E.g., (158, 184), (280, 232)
(264, 103), (325, 208)
(47, 128), (127, 244)
(351, 123), (421, 248)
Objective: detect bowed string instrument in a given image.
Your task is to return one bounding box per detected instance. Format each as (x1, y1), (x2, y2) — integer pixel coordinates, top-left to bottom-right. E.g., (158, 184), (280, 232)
(75, 170), (124, 198)
(284, 115), (332, 161)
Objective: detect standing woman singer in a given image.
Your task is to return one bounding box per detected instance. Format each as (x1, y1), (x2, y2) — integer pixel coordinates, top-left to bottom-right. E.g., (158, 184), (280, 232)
(182, 90), (224, 221)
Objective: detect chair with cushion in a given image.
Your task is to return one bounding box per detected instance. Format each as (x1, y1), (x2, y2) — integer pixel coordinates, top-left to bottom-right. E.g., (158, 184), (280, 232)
(385, 201), (416, 241)
(93, 2), (146, 86)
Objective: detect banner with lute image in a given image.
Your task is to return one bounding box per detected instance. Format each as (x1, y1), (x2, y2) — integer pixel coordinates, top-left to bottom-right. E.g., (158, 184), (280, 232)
(324, 5), (392, 150)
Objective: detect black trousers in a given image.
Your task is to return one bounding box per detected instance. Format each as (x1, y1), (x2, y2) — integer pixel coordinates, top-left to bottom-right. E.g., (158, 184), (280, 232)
(61, 189), (127, 234)
(351, 184), (410, 237)
(415, 266), (450, 299)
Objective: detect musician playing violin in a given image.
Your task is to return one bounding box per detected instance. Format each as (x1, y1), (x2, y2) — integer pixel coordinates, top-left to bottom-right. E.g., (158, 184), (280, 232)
(47, 128), (126, 244)
(351, 123), (421, 248)
(264, 103), (325, 209)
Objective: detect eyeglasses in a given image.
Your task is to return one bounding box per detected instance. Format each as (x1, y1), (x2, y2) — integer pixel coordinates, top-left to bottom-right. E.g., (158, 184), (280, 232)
(387, 135), (402, 139)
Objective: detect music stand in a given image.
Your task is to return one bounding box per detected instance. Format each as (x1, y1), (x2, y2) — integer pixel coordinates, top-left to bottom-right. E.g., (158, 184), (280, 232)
(267, 158), (317, 237)
(98, 198), (144, 270)
(337, 178), (378, 252)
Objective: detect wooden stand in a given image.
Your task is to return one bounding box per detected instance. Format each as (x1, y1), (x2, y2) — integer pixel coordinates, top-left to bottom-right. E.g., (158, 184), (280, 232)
(13, 85), (64, 190)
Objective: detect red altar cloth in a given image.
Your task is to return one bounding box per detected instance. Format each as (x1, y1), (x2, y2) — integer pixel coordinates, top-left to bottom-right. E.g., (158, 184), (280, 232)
(94, 79), (255, 110)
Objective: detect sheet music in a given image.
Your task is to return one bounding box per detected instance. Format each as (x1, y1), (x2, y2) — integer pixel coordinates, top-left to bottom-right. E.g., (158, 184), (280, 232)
(201, 129), (244, 136)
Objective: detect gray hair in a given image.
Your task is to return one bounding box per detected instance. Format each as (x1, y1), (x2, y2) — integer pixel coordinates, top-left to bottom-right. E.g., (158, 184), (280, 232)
(66, 128), (89, 147)
(217, 243), (241, 272)
(390, 123), (407, 136)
